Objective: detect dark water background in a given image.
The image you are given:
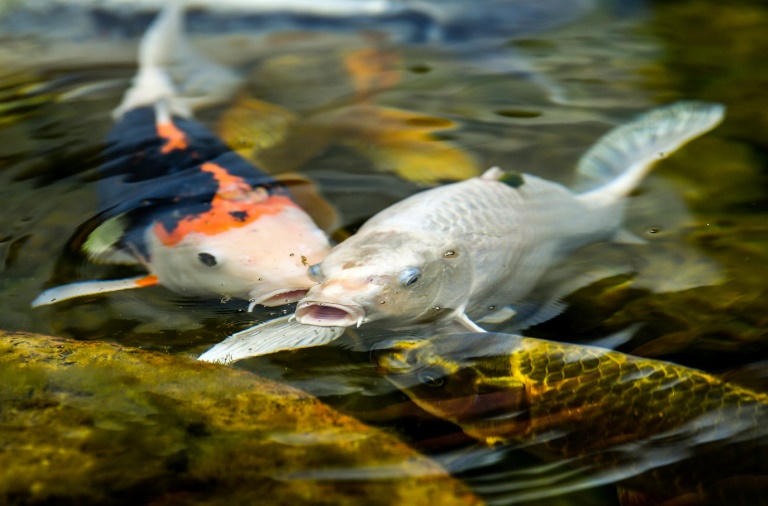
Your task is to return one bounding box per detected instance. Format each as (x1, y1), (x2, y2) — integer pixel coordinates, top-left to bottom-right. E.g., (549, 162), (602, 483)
(0, 0), (766, 504)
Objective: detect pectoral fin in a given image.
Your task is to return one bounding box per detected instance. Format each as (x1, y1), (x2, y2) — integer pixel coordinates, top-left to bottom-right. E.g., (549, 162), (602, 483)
(198, 314), (345, 364)
(451, 314), (488, 333)
(82, 213), (140, 265)
(31, 274), (159, 307)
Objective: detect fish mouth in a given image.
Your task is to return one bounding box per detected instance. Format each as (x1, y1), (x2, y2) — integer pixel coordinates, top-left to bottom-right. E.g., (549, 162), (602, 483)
(295, 301), (365, 327)
(253, 288), (310, 308)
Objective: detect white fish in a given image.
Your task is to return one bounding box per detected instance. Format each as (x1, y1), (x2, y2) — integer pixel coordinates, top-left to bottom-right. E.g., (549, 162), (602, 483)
(199, 101), (725, 363)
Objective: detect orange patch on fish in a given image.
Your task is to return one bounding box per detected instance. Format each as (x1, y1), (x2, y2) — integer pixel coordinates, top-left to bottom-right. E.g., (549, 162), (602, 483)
(200, 162), (252, 199)
(134, 274), (159, 287)
(157, 121), (189, 153)
(153, 162), (298, 246)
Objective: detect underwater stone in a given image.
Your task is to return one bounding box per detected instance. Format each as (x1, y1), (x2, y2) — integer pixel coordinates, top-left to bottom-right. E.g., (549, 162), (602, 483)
(0, 331), (481, 506)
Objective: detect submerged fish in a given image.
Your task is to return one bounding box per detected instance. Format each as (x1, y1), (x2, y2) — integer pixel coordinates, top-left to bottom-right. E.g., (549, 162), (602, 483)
(199, 101), (724, 363)
(32, 3), (331, 310)
(373, 332), (768, 505)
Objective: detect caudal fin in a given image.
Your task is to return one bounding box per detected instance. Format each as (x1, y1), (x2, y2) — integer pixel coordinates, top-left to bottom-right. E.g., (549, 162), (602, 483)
(113, 0), (240, 119)
(574, 101), (725, 206)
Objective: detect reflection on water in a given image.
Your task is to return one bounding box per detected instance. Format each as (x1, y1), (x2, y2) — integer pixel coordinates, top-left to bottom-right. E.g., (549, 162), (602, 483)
(0, 0), (767, 504)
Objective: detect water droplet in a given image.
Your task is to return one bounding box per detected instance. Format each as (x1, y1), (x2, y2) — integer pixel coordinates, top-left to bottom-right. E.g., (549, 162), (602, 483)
(444, 250), (456, 257)
(647, 227), (662, 235)
(433, 306), (441, 311)
(489, 305), (496, 310)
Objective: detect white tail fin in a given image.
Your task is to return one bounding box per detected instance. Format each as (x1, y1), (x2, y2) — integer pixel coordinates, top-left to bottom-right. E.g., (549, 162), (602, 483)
(113, 0), (240, 120)
(575, 101), (725, 207)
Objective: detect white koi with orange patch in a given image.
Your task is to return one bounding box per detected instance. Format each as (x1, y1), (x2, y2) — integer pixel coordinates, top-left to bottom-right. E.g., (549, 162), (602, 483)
(32, 2), (331, 310)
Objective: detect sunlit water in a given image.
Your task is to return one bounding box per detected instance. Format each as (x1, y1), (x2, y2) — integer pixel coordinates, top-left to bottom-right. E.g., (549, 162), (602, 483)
(1, 0), (766, 504)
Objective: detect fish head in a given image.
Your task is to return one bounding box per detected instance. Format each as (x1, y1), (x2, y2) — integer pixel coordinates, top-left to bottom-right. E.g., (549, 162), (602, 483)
(146, 205), (331, 306)
(372, 333), (530, 438)
(295, 231), (473, 328)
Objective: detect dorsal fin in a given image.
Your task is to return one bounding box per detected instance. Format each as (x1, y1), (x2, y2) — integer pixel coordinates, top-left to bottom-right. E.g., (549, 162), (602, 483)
(574, 102), (725, 206)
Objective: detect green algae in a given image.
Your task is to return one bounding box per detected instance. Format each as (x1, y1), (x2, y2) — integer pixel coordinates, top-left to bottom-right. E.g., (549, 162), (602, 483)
(0, 331), (482, 506)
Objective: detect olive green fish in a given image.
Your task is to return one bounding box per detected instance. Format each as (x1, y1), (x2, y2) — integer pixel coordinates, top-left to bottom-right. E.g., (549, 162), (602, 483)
(374, 333), (768, 505)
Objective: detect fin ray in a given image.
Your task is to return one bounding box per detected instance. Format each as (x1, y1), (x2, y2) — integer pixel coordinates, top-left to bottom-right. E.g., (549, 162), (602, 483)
(575, 101), (725, 204)
(198, 315), (345, 364)
(31, 275), (158, 308)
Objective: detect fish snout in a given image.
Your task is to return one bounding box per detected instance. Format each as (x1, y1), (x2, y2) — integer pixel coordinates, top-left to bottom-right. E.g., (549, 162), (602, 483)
(252, 287), (310, 307)
(295, 300), (365, 327)
(248, 272), (318, 308)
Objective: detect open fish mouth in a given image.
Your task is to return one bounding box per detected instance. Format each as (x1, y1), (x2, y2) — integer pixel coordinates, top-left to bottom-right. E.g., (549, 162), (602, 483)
(295, 301), (365, 327)
(253, 288), (310, 308)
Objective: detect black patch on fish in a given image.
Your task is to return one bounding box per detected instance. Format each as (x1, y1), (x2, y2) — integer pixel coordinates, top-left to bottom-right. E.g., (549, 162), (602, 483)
(87, 106), (293, 258)
(229, 210), (248, 222)
(499, 172), (525, 188)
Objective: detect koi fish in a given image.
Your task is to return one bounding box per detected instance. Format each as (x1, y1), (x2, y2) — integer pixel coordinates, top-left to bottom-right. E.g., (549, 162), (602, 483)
(32, 2), (331, 310)
(199, 101), (724, 363)
(373, 332), (768, 505)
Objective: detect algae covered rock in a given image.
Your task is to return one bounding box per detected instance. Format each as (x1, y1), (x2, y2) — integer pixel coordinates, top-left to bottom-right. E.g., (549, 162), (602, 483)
(0, 331), (481, 506)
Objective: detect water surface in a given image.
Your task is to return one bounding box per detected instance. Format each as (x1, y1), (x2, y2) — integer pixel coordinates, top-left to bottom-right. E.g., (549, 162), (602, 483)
(1, 0), (766, 504)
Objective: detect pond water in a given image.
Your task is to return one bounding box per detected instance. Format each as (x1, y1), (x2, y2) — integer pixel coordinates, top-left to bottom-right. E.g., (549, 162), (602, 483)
(1, 0), (767, 504)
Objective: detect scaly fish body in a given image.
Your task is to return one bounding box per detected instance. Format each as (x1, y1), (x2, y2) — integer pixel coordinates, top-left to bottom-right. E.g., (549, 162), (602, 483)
(32, 2), (331, 310)
(374, 333), (768, 504)
(198, 101), (724, 362)
(298, 168), (618, 329)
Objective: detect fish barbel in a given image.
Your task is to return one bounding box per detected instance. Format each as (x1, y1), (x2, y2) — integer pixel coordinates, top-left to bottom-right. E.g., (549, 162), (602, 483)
(373, 332), (768, 504)
(199, 101), (724, 362)
(32, 2), (332, 310)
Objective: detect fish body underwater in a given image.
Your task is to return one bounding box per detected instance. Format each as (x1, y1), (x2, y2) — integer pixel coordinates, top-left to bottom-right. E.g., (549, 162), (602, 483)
(374, 333), (768, 505)
(32, 2), (331, 310)
(199, 101), (724, 362)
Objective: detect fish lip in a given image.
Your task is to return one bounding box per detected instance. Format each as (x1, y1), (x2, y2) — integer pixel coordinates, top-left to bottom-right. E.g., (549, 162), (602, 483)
(252, 288), (310, 307)
(295, 300), (365, 327)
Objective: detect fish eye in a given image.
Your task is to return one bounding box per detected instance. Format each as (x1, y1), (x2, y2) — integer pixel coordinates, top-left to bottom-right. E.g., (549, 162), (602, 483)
(399, 267), (421, 287)
(198, 252), (218, 267)
(308, 263), (323, 282)
(417, 368), (446, 388)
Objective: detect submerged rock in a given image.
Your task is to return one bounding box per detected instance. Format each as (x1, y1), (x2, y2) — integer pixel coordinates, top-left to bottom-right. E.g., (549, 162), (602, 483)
(0, 331), (481, 506)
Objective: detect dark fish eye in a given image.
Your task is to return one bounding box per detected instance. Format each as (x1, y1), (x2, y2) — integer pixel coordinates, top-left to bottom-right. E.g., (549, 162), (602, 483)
(198, 252), (217, 267)
(308, 263), (323, 282)
(417, 369), (445, 388)
(399, 267), (421, 287)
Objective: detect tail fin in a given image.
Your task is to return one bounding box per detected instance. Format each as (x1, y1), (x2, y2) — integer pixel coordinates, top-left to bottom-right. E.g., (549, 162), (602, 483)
(574, 101), (725, 207)
(113, 0), (240, 120)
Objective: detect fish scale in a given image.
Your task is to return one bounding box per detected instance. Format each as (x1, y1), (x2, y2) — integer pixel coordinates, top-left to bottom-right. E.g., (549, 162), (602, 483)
(375, 333), (768, 505)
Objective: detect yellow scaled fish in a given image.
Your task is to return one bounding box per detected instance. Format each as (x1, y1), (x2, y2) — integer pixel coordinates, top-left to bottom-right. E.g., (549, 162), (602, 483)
(374, 332), (768, 505)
